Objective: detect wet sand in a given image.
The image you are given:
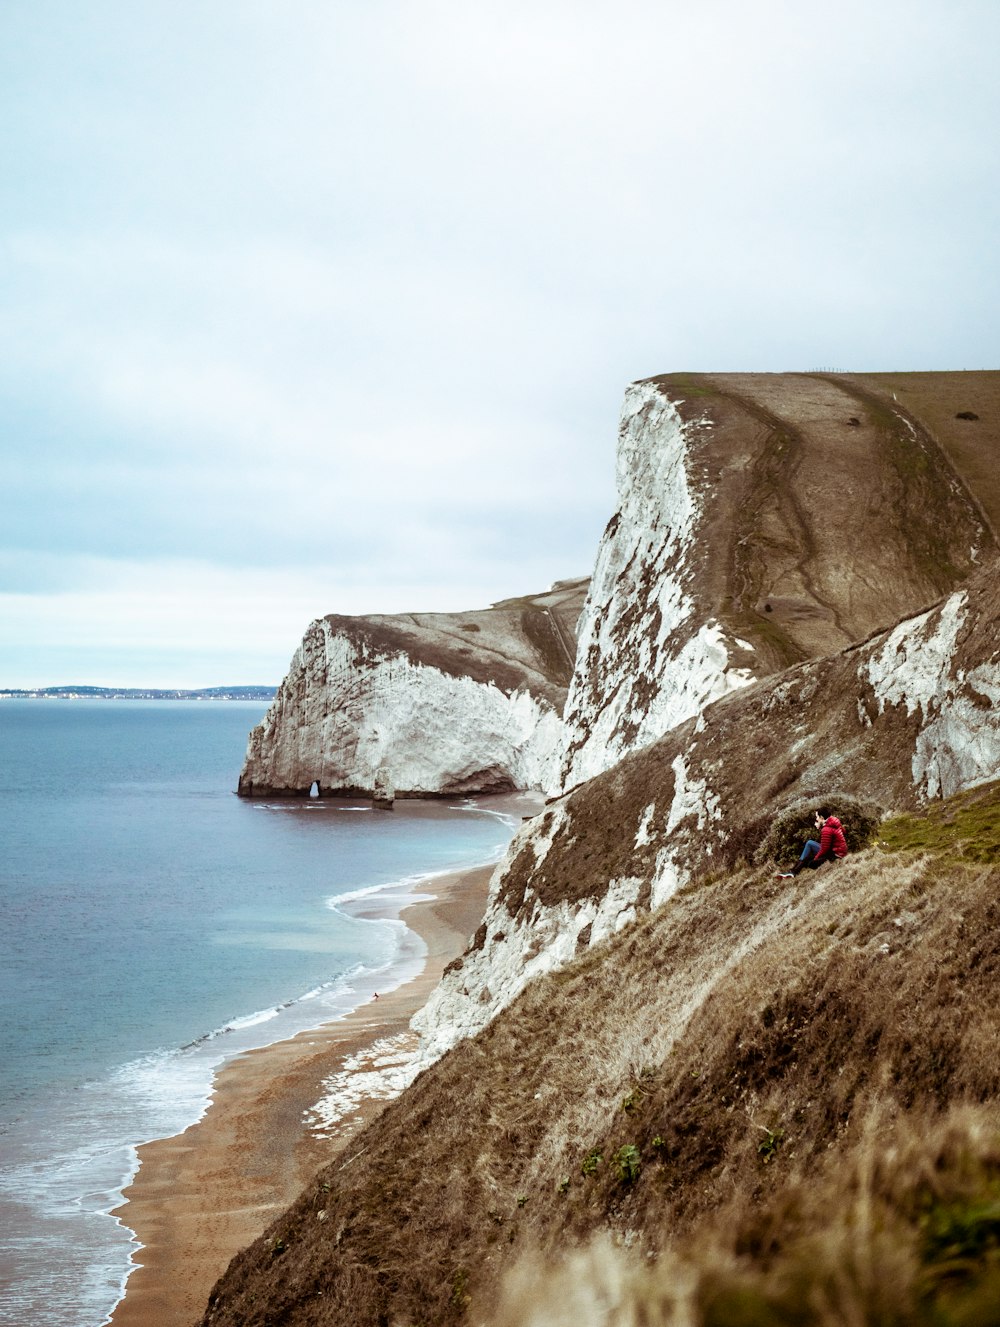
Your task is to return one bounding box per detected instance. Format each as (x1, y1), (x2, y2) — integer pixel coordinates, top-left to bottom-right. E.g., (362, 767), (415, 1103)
(110, 862), (494, 1327)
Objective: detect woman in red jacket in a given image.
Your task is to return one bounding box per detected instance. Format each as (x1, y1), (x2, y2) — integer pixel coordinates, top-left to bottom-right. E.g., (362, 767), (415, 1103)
(778, 808), (848, 878)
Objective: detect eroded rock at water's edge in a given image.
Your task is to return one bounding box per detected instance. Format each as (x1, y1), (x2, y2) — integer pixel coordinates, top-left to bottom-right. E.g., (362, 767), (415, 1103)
(236, 579), (588, 800)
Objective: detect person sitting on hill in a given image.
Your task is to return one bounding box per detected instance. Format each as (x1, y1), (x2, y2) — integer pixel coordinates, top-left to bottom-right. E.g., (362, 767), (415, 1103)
(777, 808), (848, 878)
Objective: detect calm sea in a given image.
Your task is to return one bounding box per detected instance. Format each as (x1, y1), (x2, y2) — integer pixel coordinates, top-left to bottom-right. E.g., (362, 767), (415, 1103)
(0, 700), (524, 1327)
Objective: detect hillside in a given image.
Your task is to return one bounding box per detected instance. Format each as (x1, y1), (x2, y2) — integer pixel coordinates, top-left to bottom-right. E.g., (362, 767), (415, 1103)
(205, 369), (1000, 1326)
(201, 780), (1000, 1327)
(413, 556), (1000, 1065)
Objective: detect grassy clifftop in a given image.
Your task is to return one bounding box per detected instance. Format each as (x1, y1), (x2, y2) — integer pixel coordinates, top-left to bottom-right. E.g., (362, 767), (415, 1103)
(645, 370), (997, 673)
(322, 578), (589, 710)
(200, 783), (1000, 1327)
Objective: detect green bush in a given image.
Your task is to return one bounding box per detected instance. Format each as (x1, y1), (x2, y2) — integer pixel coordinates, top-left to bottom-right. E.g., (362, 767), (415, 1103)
(757, 1127), (784, 1164)
(754, 794), (883, 867)
(581, 1149), (603, 1177)
(614, 1144), (642, 1184)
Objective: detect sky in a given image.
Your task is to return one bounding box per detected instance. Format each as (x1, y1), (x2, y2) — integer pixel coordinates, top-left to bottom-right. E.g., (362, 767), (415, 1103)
(1, 0), (998, 688)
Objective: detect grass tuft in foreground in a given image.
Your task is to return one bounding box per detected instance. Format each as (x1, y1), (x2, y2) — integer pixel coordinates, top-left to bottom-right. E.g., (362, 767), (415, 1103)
(495, 1106), (1000, 1327)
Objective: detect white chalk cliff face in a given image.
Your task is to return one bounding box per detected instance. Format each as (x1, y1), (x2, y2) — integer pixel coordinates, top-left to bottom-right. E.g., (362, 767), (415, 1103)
(237, 582), (587, 799)
(241, 373), (987, 806)
(239, 619), (563, 797)
(560, 380), (756, 790)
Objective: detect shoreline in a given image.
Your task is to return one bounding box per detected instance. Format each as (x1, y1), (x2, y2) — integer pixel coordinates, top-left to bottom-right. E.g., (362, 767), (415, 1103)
(109, 860), (496, 1327)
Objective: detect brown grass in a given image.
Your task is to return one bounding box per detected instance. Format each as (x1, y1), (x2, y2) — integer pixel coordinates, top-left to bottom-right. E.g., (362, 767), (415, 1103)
(641, 371), (995, 673)
(495, 1104), (1000, 1327)
(200, 784), (1000, 1327)
(852, 371), (1000, 542)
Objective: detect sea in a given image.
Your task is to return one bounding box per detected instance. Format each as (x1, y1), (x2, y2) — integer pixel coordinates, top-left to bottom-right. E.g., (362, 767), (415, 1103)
(0, 700), (527, 1327)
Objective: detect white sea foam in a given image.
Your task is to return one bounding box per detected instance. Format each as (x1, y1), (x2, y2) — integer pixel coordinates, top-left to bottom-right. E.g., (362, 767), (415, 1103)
(448, 799), (521, 827)
(327, 878), (438, 910)
(222, 1006), (282, 1031)
(326, 844), (506, 916)
(0, 927), (430, 1327)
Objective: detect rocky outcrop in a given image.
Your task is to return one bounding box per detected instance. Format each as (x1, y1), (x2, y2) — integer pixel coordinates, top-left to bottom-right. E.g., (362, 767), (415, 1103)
(237, 580), (587, 799)
(560, 372), (991, 789)
(415, 560), (1000, 1064)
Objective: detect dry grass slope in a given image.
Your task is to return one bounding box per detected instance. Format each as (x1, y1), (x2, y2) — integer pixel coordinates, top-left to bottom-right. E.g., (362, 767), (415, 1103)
(201, 783), (1000, 1327)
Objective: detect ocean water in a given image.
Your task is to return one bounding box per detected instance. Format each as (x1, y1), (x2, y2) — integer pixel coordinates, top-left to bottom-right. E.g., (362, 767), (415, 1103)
(0, 700), (525, 1327)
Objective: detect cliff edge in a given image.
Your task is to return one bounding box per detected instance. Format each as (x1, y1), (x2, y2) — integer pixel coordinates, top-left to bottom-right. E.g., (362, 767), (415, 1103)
(562, 371), (992, 788)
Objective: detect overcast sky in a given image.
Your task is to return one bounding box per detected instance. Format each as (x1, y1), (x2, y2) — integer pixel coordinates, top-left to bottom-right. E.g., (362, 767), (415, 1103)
(2, 0), (997, 687)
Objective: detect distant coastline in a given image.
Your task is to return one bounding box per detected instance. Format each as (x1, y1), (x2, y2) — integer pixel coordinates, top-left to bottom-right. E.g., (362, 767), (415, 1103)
(0, 685), (277, 701)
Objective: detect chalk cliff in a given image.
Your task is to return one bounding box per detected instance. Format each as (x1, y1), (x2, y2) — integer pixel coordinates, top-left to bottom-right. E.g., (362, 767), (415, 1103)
(241, 373), (990, 804)
(237, 580), (587, 799)
(560, 372), (990, 789)
(414, 369), (998, 1060)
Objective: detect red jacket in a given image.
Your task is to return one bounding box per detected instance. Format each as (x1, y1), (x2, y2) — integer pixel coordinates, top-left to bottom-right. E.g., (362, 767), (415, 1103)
(814, 816), (848, 864)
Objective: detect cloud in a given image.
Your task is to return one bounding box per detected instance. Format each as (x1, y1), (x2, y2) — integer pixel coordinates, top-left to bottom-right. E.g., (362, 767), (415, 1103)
(1, 0), (998, 683)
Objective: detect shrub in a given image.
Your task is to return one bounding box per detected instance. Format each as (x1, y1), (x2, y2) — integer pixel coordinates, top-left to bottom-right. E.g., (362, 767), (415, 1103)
(614, 1145), (642, 1184)
(757, 1127), (784, 1163)
(754, 794), (883, 866)
(581, 1150), (603, 1177)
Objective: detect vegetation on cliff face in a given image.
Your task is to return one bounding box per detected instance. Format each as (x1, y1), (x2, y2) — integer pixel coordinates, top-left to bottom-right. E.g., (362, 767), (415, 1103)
(201, 783), (1000, 1327)
(496, 1104), (1000, 1327)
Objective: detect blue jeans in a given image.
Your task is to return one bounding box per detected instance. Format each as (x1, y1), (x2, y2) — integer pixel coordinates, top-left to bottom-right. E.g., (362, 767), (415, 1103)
(797, 839), (823, 870)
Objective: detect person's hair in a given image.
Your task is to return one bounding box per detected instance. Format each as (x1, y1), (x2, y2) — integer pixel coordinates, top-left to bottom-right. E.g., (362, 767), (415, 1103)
(816, 806), (831, 819)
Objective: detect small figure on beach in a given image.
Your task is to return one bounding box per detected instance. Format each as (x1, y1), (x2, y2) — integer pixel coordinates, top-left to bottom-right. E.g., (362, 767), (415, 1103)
(777, 807), (848, 878)
(373, 992), (379, 1000)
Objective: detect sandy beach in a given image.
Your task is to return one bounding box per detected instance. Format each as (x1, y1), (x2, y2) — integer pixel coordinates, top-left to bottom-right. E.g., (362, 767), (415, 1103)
(110, 861), (494, 1327)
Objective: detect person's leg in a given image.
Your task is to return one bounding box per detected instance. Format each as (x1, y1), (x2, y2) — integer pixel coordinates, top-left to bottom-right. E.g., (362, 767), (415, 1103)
(795, 839), (821, 873)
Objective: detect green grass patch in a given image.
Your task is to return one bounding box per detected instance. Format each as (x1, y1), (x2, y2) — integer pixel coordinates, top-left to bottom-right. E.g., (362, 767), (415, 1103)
(879, 780), (1000, 863)
(581, 1149), (603, 1177)
(646, 372), (717, 399)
